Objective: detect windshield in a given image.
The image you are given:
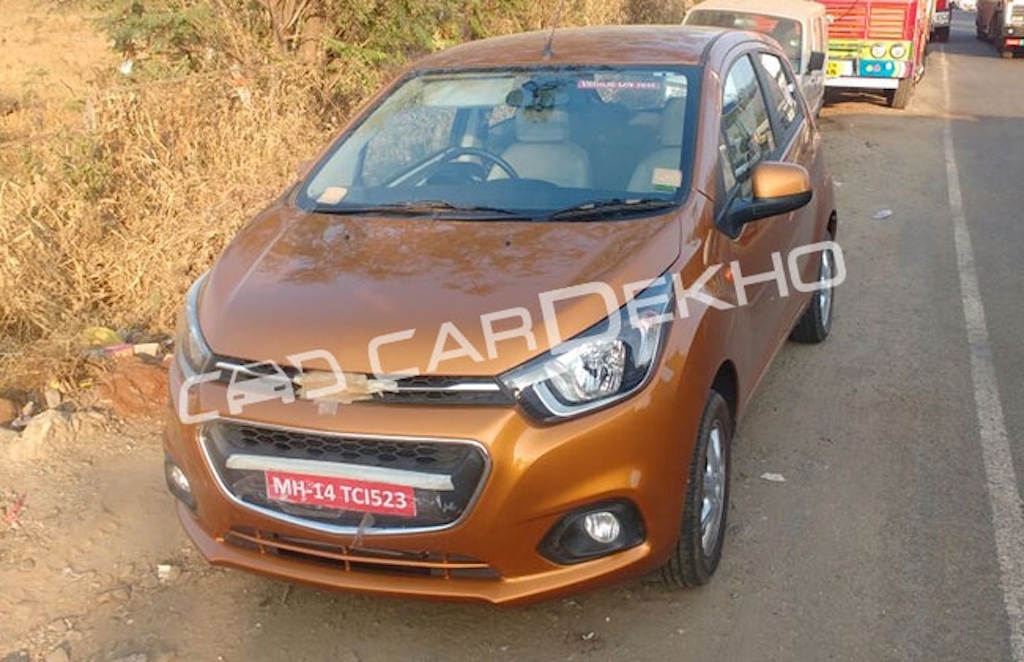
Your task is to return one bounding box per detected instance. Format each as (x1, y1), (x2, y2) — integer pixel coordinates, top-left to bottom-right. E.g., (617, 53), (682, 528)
(687, 11), (803, 72)
(296, 66), (699, 221)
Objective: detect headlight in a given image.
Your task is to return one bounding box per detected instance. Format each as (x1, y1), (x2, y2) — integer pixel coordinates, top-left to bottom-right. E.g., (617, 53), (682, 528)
(870, 43), (887, 58)
(500, 276), (673, 422)
(175, 273), (213, 374)
(890, 43), (908, 59)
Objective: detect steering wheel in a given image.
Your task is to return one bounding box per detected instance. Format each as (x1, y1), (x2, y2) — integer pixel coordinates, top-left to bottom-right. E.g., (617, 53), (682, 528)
(437, 146), (519, 180)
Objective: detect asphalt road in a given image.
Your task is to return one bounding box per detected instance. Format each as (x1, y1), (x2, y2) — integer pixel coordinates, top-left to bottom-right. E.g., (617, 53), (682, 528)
(17, 11), (1024, 661)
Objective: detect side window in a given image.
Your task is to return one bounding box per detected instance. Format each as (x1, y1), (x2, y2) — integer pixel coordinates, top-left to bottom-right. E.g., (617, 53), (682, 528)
(721, 54), (776, 186)
(758, 52), (802, 136)
(361, 107), (457, 185)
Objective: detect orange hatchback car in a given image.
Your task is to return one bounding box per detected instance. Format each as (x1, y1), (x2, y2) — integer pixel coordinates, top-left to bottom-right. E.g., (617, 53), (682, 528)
(164, 25), (839, 604)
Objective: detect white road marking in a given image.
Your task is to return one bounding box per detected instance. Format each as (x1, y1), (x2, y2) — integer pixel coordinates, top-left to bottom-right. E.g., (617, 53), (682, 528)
(940, 50), (1024, 662)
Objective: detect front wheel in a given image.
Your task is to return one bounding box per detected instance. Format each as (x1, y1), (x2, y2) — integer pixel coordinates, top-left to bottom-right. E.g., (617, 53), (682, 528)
(661, 392), (733, 588)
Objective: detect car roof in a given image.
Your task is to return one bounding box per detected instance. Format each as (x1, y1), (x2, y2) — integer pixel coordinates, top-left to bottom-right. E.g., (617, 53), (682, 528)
(685, 0), (827, 22)
(406, 25), (725, 71)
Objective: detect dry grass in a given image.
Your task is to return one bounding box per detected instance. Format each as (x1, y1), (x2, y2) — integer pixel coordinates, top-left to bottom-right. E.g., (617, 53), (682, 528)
(0, 0), (686, 392)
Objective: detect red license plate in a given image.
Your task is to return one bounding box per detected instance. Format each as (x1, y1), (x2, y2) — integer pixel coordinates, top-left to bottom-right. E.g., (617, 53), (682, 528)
(265, 470), (417, 517)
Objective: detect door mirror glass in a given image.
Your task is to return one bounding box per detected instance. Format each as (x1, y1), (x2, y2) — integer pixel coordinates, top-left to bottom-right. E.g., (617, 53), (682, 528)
(807, 51), (826, 73)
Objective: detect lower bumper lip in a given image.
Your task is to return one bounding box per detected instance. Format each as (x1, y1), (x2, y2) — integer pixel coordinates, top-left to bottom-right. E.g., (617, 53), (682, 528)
(175, 501), (656, 605)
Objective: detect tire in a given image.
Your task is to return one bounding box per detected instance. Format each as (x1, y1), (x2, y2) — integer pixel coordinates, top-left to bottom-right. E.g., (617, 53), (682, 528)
(789, 237), (836, 344)
(661, 391), (733, 588)
(885, 77), (913, 109)
(976, 22), (985, 39)
(1002, 49), (1015, 58)
(935, 27), (950, 42)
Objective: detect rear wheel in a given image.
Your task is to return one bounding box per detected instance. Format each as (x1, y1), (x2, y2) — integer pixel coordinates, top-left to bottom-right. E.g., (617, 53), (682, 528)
(790, 238), (836, 344)
(1002, 48), (1015, 58)
(661, 392), (732, 588)
(935, 26), (950, 42)
(885, 77), (913, 109)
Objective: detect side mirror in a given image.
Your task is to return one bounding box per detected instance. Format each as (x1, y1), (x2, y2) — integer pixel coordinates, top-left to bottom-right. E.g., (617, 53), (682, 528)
(807, 51), (826, 73)
(719, 162), (813, 238)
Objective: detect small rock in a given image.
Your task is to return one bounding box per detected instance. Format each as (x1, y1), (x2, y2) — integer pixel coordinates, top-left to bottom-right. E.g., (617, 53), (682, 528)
(760, 472), (786, 482)
(872, 209), (893, 220)
(44, 646), (70, 662)
(0, 95), (20, 116)
(0, 397), (17, 424)
(96, 586), (131, 604)
(111, 654), (147, 662)
(47, 618), (70, 634)
(4, 410), (75, 462)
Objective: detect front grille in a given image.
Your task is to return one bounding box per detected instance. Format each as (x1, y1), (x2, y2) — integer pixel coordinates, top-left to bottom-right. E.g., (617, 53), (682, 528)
(210, 354), (514, 406)
(226, 528), (500, 579)
(824, 3), (907, 40)
(202, 422), (488, 531)
(827, 4), (868, 39)
(868, 7), (906, 40)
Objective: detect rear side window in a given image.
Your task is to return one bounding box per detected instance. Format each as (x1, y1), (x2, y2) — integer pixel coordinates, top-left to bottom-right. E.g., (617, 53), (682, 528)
(758, 52), (802, 138)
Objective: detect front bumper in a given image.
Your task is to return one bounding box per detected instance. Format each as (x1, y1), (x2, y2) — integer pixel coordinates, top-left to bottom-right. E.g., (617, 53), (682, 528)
(163, 353), (703, 604)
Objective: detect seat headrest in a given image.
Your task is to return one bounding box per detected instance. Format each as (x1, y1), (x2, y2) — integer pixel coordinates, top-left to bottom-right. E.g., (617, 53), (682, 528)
(659, 98), (686, 148)
(515, 108), (570, 143)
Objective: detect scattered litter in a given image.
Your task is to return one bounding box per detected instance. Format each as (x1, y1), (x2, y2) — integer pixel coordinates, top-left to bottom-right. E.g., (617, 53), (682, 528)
(133, 343), (160, 357)
(43, 388), (61, 410)
(80, 326), (123, 348)
(872, 209), (893, 220)
(760, 472), (786, 482)
(3, 493), (26, 526)
(581, 631), (597, 641)
(103, 343), (135, 358)
(156, 564), (180, 583)
(562, 598), (581, 609)
(118, 60), (134, 76)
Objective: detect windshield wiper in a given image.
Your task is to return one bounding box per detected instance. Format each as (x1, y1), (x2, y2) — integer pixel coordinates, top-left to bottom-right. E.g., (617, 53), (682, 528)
(544, 198), (677, 221)
(317, 200), (526, 218)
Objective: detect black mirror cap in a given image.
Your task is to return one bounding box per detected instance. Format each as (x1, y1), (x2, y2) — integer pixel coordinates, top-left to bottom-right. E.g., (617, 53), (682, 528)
(719, 190), (813, 239)
(808, 51), (826, 73)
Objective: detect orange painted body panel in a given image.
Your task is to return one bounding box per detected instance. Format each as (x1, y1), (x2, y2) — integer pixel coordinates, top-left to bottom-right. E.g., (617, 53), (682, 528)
(164, 26), (836, 604)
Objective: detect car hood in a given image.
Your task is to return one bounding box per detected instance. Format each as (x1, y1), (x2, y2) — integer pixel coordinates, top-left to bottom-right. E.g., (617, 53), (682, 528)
(199, 203), (682, 376)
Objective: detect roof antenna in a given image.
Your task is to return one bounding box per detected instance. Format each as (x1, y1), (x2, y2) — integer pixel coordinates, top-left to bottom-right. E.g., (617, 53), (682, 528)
(542, 0), (568, 59)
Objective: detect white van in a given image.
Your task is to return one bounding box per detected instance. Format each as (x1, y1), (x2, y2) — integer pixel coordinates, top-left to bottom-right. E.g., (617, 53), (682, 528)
(684, 0), (829, 116)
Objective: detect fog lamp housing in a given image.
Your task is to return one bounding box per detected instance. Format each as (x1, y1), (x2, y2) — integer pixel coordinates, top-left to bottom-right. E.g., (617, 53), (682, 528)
(539, 500), (644, 565)
(165, 456), (196, 510)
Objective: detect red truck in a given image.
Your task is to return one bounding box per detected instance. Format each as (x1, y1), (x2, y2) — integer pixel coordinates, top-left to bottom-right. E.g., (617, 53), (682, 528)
(821, 0), (931, 108)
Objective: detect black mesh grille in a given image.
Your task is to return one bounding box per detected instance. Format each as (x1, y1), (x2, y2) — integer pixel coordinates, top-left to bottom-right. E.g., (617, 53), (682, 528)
(204, 422), (487, 530)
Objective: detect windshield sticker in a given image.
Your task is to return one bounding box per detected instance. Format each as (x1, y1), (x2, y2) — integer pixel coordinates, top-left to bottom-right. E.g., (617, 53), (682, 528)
(316, 186), (348, 205)
(652, 168), (683, 191)
(577, 80), (662, 91)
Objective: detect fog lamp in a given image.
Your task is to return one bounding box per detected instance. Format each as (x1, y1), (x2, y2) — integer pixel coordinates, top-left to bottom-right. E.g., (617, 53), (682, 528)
(539, 500), (644, 565)
(165, 457), (196, 509)
(583, 511), (622, 544)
